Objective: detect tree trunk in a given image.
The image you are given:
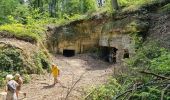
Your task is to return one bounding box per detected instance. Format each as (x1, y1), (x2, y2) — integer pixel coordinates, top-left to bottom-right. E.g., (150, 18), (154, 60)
(112, 0), (119, 10)
(49, 0), (56, 17)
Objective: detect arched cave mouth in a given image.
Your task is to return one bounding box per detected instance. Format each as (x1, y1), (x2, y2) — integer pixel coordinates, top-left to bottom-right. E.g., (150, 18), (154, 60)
(63, 49), (75, 57)
(100, 46), (118, 63)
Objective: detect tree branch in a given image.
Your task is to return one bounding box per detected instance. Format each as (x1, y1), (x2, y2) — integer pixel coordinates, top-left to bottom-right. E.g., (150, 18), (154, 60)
(139, 71), (170, 80)
(64, 73), (85, 100)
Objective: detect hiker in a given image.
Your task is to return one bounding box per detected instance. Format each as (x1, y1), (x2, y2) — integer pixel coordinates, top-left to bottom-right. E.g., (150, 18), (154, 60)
(5, 74), (18, 100)
(51, 64), (60, 85)
(14, 74), (26, 98)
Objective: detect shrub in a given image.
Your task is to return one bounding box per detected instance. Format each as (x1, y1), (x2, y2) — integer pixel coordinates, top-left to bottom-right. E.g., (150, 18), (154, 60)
(158, 3), (170, 13)
(85, 78), (122, 100)
(0, 47), (24, 72)
(0, 71), (8, 87)
(23, 74), (31, 83)
(0, 23), (44, 43)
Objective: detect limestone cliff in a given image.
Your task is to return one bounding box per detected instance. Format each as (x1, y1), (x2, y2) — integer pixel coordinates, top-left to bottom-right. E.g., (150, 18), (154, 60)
(46, 12), (149, 62)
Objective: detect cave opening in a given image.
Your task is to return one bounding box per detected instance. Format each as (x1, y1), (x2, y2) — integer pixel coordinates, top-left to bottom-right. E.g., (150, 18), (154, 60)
(63, 49), (75, 57)
(100, 46), (118, 63)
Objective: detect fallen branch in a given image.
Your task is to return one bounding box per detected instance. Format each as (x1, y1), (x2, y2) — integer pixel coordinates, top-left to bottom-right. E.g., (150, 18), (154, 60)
(139, 71), (170, 80)
(161, 84), (170, 100)
(64, 73), (85, 100)
(84, 88), (97, 100)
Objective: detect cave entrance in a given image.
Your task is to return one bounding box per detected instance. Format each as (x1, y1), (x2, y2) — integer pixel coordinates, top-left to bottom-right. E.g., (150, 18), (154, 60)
(123, 49), (129, 59)
(63, 49), (75, 57)
(100, 47), (118, 63)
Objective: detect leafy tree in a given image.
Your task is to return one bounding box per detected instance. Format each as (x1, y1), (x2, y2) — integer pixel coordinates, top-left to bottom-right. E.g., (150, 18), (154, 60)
(0, 0), (20, 24)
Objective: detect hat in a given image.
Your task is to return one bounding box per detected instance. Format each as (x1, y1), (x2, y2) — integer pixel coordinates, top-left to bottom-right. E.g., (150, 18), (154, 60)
(15, 73), (20, 77)
(6, 74), (13, 81)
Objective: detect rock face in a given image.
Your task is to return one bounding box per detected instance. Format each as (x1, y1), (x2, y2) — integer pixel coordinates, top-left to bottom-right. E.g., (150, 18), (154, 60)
(47, 14), (148, 62)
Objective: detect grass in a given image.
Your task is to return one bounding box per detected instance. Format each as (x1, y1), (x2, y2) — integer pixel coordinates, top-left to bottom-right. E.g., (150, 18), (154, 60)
(0, 23), (44, 43)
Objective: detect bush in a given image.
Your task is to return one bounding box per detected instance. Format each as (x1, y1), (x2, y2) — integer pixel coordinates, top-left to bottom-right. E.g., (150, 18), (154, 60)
(23, 74), (31, 83)
(158, 3), (170, 13)
(33, 50), (50, 74)
(88, 41), (170, 100)
(86, 78), (122, 100)
(0, 24), (41, 43)
(0, 71), (8, 87)
(0, 47), (24, 72)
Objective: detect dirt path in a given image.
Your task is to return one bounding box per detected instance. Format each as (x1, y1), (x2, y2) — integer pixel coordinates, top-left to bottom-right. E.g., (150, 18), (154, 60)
(19, 54), (116, 100)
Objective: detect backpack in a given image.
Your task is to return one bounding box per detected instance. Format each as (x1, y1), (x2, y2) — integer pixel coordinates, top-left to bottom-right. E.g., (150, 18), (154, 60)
(7, 80), (16, 93)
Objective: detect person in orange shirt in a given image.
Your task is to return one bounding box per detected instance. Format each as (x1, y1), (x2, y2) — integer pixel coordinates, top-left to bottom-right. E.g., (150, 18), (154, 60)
(51, 64), (60, 85)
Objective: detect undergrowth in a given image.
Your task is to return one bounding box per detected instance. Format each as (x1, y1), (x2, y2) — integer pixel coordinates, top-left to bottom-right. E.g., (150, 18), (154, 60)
(119, 0), (160, 12)
(158, 3), (170, 13)
(86, 42), (170, 100)
(0, 44), (50, 86)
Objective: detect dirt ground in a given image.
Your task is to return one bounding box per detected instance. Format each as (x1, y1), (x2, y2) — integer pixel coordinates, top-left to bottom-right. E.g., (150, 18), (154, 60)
(16, 54), (117, 100)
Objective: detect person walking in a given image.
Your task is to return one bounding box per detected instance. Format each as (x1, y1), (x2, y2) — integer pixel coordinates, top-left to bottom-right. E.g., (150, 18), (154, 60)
(5, 75), (18, 100)
(51, 64), (60, 85)
(14, 74), (26, 98)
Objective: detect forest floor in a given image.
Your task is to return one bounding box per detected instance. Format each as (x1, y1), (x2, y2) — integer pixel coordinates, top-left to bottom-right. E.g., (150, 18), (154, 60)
(17, 54), (119, 100)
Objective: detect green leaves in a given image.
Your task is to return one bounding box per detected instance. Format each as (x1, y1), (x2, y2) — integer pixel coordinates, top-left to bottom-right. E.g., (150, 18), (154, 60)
(0, 48), (23, 72)
(86, 78), (122, 100)
(127, 41), (170, 74)
(0, 0), (20, 24)
(151, 50), (170, 73)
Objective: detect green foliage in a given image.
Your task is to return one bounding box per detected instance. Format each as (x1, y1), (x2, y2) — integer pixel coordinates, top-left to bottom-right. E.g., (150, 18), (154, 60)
(122, 42), (170, 99)
(0, 44), (50, 86)
(0, 23), (44, 43)
(82, 0), (98, 13)
(0, 71), (8, 87)
(33, 50), (50, 74)
(150, 49), (170, 73)
(88, 41), (170, 100)
(125, 42), (170, 74)
(86, 78), (122, 100)
(11, 4), (30, 24)
(0, 47), (25, 86)
(158, 3), (170, 13)
(125, 42), (159, 68)
(0, 0), (20, 24)
(119, 0), (159, 12)
(22, 74), (31, 83)
(0, 47), (24, 72)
